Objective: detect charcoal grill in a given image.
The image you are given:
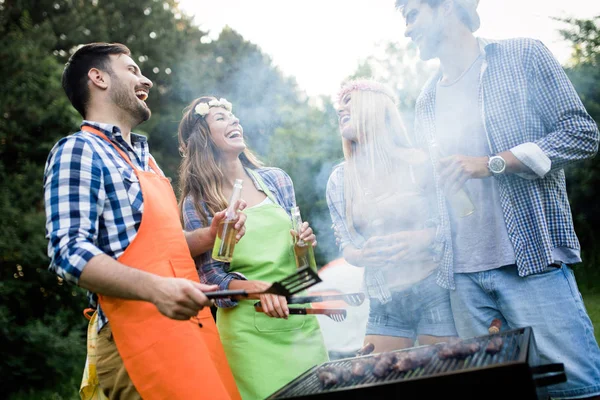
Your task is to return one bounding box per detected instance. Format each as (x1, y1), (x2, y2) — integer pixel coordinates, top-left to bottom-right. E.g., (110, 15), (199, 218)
(267, 327), (565, 399)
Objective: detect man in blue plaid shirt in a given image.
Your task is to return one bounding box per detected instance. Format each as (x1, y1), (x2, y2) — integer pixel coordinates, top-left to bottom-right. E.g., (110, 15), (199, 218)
(397, 0), (600, 398)
(44, 42), (246, 398)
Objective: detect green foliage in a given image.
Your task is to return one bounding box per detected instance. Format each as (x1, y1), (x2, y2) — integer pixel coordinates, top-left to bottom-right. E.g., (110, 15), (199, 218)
(558, 16), (600, 288)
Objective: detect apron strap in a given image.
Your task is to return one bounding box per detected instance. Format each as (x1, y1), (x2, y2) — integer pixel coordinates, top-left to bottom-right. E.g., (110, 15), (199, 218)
(246, 168), (278, 204)
(81, 126), (162, 176)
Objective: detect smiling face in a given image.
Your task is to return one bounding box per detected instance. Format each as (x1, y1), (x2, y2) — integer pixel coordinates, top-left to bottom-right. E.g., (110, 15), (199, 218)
(107, 54), (153, 125)
(204, 105), (245, 155)
(337, 91), (357, 141)
(403, 0), (446, 61)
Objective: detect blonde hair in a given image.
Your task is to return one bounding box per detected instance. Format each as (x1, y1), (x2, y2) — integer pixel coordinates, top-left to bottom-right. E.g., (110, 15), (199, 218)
(338, 80), (412, 236)
(177, 96), (263, 225)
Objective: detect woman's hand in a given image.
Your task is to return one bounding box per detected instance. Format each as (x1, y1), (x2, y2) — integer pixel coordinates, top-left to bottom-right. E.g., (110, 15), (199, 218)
(290, 221), (317, 248)
(359, 229), (435, 267)
(247, 280), (289, 319)
(211, 199), (248, 243)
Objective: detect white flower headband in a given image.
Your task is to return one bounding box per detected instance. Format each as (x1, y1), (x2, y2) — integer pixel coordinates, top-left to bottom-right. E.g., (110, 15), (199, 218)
(194, 98), (233, 118)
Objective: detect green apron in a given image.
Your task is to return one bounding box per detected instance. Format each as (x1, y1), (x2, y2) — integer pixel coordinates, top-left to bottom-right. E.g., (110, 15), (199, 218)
(216, 170), (329, 400)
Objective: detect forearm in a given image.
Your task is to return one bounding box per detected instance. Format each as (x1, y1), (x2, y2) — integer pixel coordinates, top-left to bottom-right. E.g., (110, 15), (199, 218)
(342, 244), (364, 267)
(184, 228), (216, 258)
(78, 253), (160, 302)
(497, 150), (534, 175)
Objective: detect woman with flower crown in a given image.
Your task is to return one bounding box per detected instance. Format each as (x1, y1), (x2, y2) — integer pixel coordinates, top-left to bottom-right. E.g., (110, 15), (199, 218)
(326, 79), (458, 353)
(177, 96), (328, 400)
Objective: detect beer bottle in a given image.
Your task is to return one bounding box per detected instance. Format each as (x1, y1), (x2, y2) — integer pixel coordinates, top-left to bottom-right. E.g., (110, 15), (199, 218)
(430, 141), (475, 218)
(212, 179), (243, 262)
(290, 206), (317, 270)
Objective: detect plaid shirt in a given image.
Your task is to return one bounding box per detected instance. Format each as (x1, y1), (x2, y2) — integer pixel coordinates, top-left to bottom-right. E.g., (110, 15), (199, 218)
(182, 167), (297, 308)
(326, 163), (443, 302)
(44, 121), (162, 331)
(414, 38), (599, 289)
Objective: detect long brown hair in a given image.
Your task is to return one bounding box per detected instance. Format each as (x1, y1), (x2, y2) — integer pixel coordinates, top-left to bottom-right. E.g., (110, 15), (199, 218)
(177, 96), (263, 225)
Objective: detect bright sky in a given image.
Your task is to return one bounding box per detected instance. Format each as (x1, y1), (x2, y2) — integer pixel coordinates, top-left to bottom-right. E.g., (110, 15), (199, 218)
(178, 0), (599, 100)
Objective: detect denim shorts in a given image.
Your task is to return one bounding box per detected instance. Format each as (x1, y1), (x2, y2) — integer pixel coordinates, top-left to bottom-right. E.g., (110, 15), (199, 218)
(365, 272), (457, 340)
(450, 264), (600, 399)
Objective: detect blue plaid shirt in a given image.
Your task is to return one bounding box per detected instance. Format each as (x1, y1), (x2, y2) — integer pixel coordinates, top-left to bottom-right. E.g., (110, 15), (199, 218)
(43, 121), (162, 331)
(414, 38), (599, 289)
(182, 167), (297, 308)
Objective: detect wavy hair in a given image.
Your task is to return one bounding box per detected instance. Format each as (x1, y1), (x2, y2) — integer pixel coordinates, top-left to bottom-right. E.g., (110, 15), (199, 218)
(177, 96), (263, 225)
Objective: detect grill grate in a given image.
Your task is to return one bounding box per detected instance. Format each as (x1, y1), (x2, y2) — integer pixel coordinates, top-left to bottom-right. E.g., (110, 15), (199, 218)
(268, 327), (531, 399)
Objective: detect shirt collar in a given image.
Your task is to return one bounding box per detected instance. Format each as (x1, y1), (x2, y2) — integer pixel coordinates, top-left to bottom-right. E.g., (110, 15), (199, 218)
(81, 120), (147, 144)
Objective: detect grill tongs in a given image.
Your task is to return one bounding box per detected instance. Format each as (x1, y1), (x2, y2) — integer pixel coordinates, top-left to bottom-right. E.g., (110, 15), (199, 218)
(204, 266), (322, 300)
(253, 302), (348, 322)
(287, 292), (366, 307)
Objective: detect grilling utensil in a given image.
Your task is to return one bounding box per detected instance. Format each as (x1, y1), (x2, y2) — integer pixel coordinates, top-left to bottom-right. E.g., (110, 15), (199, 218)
(205, 265), (322, 300)
(287, 292), (365, 307)
(254, 304), (348, 322)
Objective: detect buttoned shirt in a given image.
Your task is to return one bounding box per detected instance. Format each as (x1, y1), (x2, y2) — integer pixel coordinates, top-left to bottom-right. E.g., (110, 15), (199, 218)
(44, 121), (161, 331)
(413, 38), (599, 289)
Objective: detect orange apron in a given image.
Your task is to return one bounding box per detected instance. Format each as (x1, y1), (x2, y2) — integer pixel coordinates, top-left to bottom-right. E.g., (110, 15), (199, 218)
(83, 126), (240, 400)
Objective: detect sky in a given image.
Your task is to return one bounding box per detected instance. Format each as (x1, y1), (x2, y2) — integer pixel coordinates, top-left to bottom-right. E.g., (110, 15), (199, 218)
(178, 0), (600, 100)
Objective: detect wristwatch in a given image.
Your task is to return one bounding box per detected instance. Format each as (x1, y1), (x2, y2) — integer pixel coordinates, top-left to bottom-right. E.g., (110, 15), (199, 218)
(487, 154), (506, 175)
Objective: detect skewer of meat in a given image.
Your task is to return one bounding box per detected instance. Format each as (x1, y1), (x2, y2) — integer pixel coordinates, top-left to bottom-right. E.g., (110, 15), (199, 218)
(488, 318), (502, 334)
(372, 352), (397, 377)
(350, 357), (377, 378)
(317, 365), (352, 387)
(486, 335), (504, 355)
(438, 339), (481, 360)
(356, 342), (375, 356)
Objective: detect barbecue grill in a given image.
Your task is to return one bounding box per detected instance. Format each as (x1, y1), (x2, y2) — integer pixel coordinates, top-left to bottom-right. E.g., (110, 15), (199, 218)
(266, 327), (566, 399)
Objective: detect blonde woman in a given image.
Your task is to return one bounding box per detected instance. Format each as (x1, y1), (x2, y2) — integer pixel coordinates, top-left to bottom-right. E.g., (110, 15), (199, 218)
(326, 79), (457, 353)
(178, 96), (328, 400)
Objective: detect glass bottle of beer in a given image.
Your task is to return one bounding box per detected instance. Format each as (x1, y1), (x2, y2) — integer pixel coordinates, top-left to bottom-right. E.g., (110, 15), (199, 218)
(430, 141), (475, 218)
(291, 206), (317, 270)
(212, 179), (243, 262)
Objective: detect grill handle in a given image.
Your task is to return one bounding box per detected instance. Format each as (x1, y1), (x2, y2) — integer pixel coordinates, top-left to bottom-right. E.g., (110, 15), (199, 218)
(531, 363), (566, 387)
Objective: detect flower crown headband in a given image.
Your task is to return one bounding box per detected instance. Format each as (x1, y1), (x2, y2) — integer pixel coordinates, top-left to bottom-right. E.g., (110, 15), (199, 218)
(194, 98), (233, 118)
(336, 79), (398, 106)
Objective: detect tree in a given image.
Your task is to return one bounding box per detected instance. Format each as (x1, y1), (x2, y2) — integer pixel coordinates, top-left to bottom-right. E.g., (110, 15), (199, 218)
(557, 16), (600, 291)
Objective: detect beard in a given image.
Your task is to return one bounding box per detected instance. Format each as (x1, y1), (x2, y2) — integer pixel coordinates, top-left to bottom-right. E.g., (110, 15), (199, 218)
(109, 78), (151, 127)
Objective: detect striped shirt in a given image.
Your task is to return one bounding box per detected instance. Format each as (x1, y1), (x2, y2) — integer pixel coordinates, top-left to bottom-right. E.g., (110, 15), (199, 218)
(43, 121), (162, 331)
(182, 167), (296, 308)
(413, 38), (599, 289)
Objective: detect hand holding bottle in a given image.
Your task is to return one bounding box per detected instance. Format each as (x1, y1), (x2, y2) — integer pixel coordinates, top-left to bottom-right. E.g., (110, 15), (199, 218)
(290, 221), (317, 248)
(212, 179), (244, 262)
(210, 198), (248, 244)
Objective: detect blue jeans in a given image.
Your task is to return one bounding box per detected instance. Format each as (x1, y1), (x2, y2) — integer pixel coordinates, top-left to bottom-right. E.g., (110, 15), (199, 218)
(366, 272), (457, 339)
(450, 264), (600, 399)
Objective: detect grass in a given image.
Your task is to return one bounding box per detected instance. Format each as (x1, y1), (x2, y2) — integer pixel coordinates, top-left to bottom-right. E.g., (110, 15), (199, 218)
(583, 291), (600, 344)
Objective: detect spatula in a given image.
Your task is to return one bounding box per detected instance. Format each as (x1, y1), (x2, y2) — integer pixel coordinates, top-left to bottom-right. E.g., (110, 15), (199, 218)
(205, 266), (321, 299)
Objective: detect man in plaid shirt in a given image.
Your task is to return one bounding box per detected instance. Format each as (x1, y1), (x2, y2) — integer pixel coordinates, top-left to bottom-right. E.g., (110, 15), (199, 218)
(397, 0), (600, 398)
(44, 43), (245, 399)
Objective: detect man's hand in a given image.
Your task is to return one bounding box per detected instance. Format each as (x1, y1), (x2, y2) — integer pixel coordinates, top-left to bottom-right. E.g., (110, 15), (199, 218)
(290, 221), (317, 248)
(438, 155), (490, 194)
(151, 278), (218, 320)
(211, 199), (248, 243)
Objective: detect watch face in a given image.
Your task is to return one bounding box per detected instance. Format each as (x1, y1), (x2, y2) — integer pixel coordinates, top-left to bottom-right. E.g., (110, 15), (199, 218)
(489, 156), (506, 173)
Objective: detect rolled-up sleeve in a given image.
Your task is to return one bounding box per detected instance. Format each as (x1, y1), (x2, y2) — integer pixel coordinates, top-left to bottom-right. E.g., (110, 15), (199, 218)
(44, 136), (105, 285)
(182, 196), (245, 308)
(529, 39), (599, 172)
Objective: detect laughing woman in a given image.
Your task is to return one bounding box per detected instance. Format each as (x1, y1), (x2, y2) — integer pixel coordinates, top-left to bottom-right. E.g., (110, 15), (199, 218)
(326, 79), (458, 353)
(177, 96), (328, 400)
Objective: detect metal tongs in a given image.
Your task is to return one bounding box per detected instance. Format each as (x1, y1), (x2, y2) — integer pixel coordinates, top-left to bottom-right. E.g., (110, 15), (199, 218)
(205, 266), (322, 300)
(254, 302), (348, 322)
(287, 292), (366, 307)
